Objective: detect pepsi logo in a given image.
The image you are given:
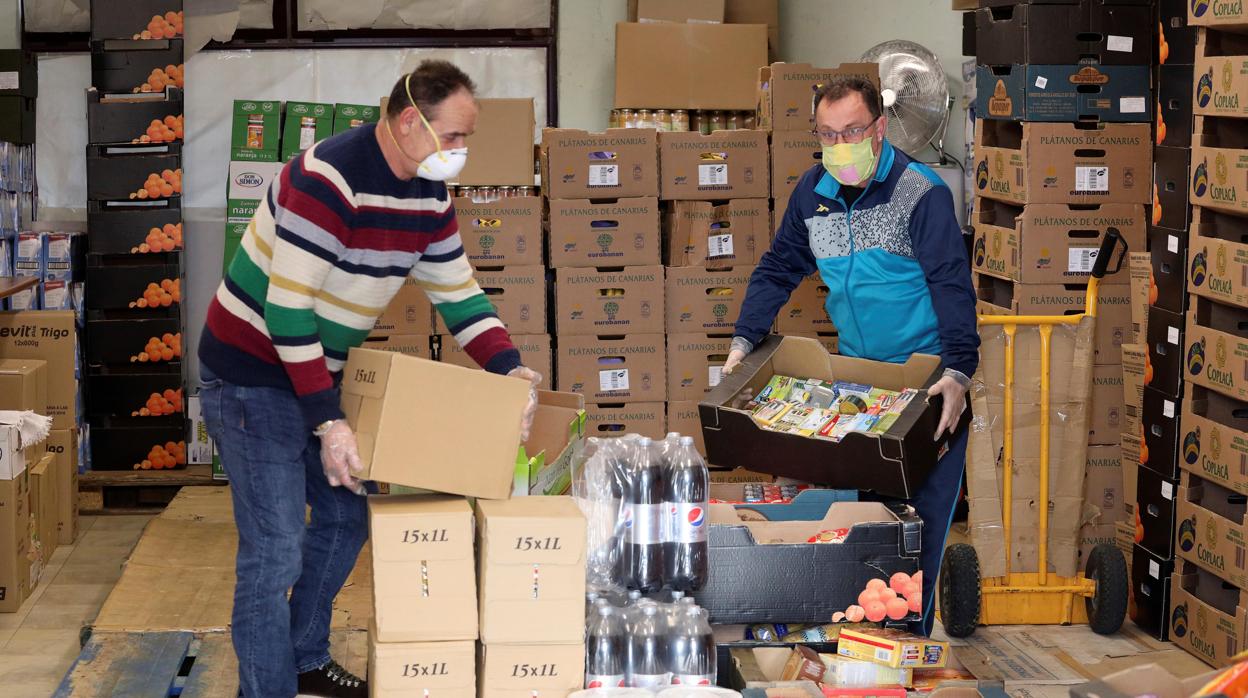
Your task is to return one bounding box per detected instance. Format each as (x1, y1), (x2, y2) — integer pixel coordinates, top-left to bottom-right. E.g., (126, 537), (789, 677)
(688, 506), (705, 527)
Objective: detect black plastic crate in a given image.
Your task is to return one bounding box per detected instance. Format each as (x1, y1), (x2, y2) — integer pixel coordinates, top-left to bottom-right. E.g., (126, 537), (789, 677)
(1130, 544), (1174, 641)
(85, 373), (185, 424)
(86, 199), (183, 257)
(85, 316), (183, 369)
(86, 142), (182, 202)
(90, 39), (183, 95)
(88, 422), (188, 471)
(91, 0), (183, 42)
(87, 87), (183, 146)
(85, 262), (182, 313)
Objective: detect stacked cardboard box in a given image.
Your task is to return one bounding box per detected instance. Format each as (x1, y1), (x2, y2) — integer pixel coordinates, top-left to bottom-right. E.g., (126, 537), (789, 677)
(1164, 5), (1248, 665)
(969, 0), (1154, 597)
(0, 359), (45, 612)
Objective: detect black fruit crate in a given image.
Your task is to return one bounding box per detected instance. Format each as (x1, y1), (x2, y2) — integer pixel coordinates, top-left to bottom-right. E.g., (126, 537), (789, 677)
(86, 142), (182, 202)
(85, 315), (184, 370)
(88, 422), (189, 471)
(86, 199), (183, 257)
(90, 39), (183, 95)
(85, 262), (182, 313)
(85, 373), (185, 425)
(91, 0), (183, 42)
(87, 87), (182, 146)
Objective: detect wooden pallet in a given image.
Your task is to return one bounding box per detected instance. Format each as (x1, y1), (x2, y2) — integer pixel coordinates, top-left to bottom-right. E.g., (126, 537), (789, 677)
(54, 631), (239, 698)
(79, 465), (226, 514)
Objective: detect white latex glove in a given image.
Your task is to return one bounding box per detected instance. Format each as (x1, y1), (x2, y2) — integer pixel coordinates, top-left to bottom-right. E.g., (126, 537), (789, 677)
(927, 376), (968, 440)
(319, 420), (367, 494)
(508, 366), (543, 442)
(722, 348), (747, 376)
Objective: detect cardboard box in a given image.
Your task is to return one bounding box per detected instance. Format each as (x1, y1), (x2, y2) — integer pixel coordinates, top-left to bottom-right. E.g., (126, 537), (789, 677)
(44, 430), (77, 545)
(976, 64), (1152, 122)
(1171, 562), (1247, 668)
(1194, 30), (1248, 121)
(331, 103), (378, 135)
(478, 643), (584, 698)
(0, 418), (23, 479)
(665, 266), (754, 334)
(1184, 297), (1248, 402)
(368, 495), (477, 642)
(547, 197), (661, 268)
(973, 3), (1153, 66)
(456, 99), (535, 187)
(1191, 116), (1248, 217)
(696, 501), (920, 624)
(971, 199), (1145, 284)
(440, 334), (551, 392)
(540, 128), (658, 200)
(1136, 466), (1179, 560)
(455, 196), (543, 267)
(668, 333), (733, 402)
(369, 639), (475, 698)
(1086, 443), (1125, 526)
(514, 391), (585, 497)
(1190, 0), (1248, 28)
(90, 0), (184, 42)
(0, 312), (78, 430)
(362, 335), (434, 361)
(1142, 386), (1183, 480)
(658, 130), (769, 200)
(666, 199), (768, 269)
(281, 101), (333, 161)
(1176, 470), (1248, 588)
(476, 496), (586, 644)
(776, 275), (835, 336)
(87, 88), (183, 146)
(434, 265), (547, 336)
(86, 199), (183, 256)
(1131, 544), (1174, 641)
(1182, 386), (1248, 497)
(1147, 305), (1186, 400)
(186, 395), (210, 465)
(1129, 253), (1151, 343)
(554, 266), (664, 336)
(614, 22), (767, 110)
(630, 0), (725, 23)
(1083, 521), (1122, 566)
(556, 334), (667, 405)
(1124, 343), (1145, 411)
(756, 63), (880, 133)
(1074, 662), (1217, 698)
(226, 160), (281, 221)
(973, 120), (1152, 205)
(86, 141), (183, 201)
(230, 100), (281, 162)
(0, 468), (30, 612)
(1155, 146), (1192, 233)
(1158, 64), (1194, 150)
(0, 358), (46, 418)
(371, 277), (434, 338)
(836, 627), (948, 669)
(702, 336), (968, 498)
(725, 0), (779, 57)
(1150, 227), (1189, 317)
(29, 454), (56, 564)
(770, 130), (821, 202)
(341, 348), (530, 498)
(1188, 206), (1248, 310)
(974, 274), (1133, 363)
(1120, 430), (1141, 556)
(583, 402), (667, 441)
(667, 401), (707, 457)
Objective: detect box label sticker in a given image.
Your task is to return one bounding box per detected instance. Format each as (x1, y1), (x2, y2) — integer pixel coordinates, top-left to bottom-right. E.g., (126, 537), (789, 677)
(1075, 166), (1109, 193)
(1149, 559), (1160, 579)
(1034, 76), (1048, 89)
(708, 366), (723, 388)
(0, 72), (18, 91)
(1120, 97), (1147, 114)
(1164, 400), (1175, 418)
(1168, 235), (1179, 254)
(600, 368), (630, 392)
(1168, 326), (1180, 345)
(1107, 35), (1134, 53)
(708, 234), (734, 258)
(1162, 481), (1174, 500)
(699, 163), (729, 187)
(1068, 248), (1097, 273)
(589, 164), (619, 187)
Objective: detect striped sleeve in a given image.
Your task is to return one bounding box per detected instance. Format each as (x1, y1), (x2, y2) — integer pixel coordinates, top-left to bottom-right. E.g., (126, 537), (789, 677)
(415, 203), (521, 375)
(262, 156), (354, 430)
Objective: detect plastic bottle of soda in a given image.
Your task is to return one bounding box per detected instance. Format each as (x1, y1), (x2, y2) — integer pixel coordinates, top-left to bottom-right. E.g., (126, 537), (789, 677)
(663, 436), (709, 591)
(622, 437), (664, 592)
(586, 601), (627, 689)
(627, 601), (670, 688)
(670, 605), (717, 686)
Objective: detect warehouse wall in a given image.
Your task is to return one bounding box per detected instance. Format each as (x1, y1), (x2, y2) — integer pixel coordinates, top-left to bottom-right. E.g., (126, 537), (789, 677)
(557, 0), (970, 159)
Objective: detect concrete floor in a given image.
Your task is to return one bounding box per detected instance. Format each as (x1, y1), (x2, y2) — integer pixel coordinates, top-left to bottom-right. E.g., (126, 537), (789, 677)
(0, 514), (154, 698)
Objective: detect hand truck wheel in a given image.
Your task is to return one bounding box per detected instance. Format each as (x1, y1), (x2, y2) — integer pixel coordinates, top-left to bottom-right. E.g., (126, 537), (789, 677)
(939, 543), (982, 638)
(1085, 543), (1128, 635)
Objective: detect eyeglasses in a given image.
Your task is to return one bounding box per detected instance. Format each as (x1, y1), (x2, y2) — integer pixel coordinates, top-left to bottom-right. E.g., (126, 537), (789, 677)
(811, 118), (879, 145)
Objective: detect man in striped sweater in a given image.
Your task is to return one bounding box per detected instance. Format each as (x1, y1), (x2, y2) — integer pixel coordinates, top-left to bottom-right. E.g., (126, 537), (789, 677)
(198, 61), (540, 698)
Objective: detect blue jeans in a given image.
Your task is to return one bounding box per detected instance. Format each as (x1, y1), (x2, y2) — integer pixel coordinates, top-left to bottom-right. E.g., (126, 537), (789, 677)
(200, 369), (369, 698)
(911, 426), (969, 637)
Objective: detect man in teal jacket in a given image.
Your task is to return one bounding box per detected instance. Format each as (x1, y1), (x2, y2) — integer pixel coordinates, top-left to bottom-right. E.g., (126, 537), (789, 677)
(725, 75), (979, 635)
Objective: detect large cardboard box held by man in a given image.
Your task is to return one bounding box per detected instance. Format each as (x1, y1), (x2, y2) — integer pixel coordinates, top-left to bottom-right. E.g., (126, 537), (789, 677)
(0, 312), (77, 430)
(341, 348), (530, 499)
(476, 497), (586, 644)
(368, 495), (477, 642)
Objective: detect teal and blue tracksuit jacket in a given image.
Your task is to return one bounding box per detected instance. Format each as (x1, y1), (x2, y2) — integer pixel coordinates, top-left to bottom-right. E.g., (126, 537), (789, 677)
(734, 140), (980, 380)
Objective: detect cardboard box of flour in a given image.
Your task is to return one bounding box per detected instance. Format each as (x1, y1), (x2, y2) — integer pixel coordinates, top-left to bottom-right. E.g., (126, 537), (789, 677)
(476, 497), (586, 644)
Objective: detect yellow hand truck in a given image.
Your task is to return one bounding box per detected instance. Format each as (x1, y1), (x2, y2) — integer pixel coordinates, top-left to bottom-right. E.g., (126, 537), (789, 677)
(939, 229), (1129, 638)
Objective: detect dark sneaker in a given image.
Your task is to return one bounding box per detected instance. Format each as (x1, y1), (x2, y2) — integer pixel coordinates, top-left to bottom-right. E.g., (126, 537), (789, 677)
(297, 659), (367, 698)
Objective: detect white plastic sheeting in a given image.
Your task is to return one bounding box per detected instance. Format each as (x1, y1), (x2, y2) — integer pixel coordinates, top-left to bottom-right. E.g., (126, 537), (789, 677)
(24, 0), (274, 37)
(298, 0), (550, 31)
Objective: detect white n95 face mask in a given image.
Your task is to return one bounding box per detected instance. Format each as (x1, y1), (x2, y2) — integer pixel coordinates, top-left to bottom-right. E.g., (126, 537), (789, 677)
(416, 146), (468, 182)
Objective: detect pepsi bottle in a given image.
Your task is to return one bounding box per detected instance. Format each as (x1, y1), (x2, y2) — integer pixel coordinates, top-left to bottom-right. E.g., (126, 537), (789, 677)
(663, 436), (709, 591)
(622, 437), (664, 592)
(627, 601), (670, 688)
(669, 605), (717, 686)
(586, 601), (627, 689)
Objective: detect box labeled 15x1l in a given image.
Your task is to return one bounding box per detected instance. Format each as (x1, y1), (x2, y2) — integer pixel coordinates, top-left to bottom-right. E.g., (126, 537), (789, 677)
(340, 348), (531, 499)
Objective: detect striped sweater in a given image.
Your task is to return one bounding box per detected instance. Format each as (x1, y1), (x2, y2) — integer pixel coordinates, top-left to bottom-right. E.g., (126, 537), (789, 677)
(199, 124), (521, 430)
